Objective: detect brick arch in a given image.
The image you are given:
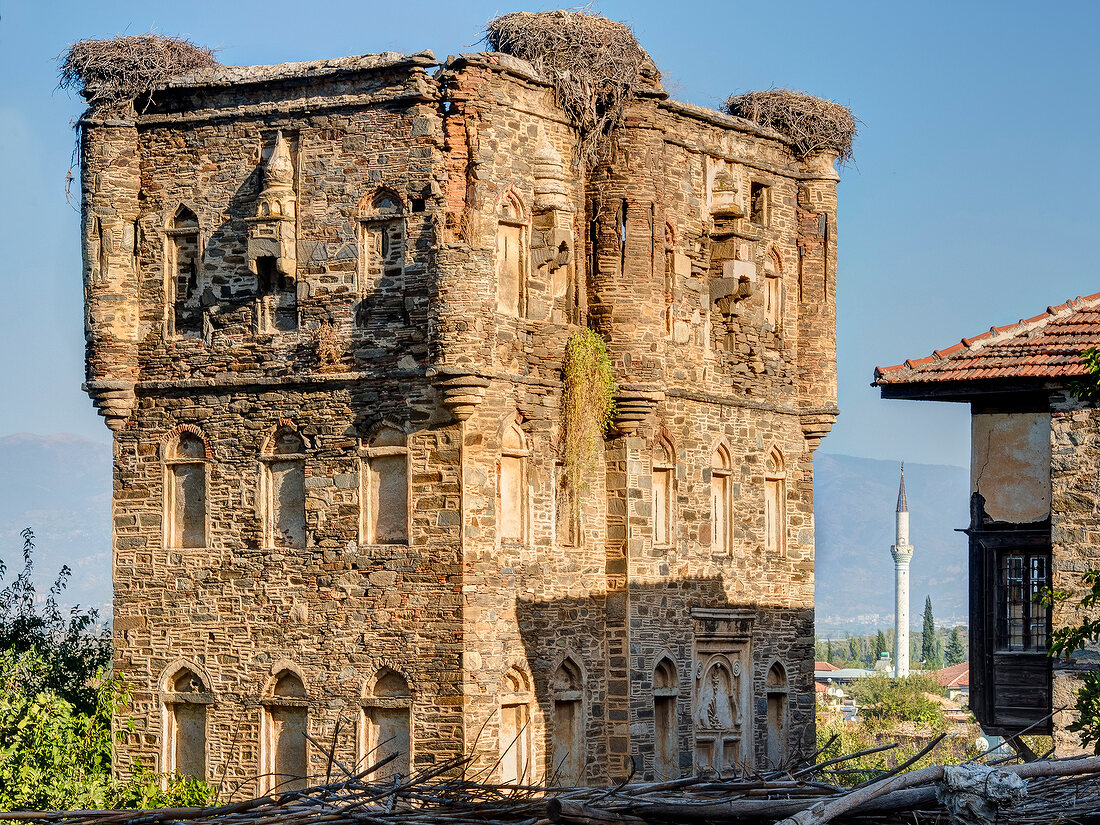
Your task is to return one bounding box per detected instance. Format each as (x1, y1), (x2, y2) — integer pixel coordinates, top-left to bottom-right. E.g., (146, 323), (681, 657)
(356, 186), (405, 216)
(765, 245), (784, 274)
(261, 421), (306, 455)
(160, 423), (212, 459)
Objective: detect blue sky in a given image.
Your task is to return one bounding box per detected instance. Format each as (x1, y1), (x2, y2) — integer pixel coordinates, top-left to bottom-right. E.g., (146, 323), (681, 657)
(2, 0), (1098, 467)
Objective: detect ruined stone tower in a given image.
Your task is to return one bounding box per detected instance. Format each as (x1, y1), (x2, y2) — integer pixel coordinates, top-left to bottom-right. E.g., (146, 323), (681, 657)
(79, 32), (841, 793)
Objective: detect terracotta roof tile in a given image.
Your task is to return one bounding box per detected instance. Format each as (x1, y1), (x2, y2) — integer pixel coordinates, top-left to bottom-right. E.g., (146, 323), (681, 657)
(932, 662), (969, 688)
(874, 292), (1100, 385)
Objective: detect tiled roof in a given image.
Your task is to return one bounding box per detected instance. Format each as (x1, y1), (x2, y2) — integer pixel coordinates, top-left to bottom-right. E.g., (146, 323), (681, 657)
(814, 660), (839, 671)
(933, 662), (969, 688)
(874, 292), (1100, 386)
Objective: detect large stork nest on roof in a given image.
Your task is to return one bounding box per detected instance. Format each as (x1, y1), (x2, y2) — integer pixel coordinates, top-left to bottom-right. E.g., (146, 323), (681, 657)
(485, 10), (660, 165)
(725, 89), (857, 164)
(59, 34), (218, 110)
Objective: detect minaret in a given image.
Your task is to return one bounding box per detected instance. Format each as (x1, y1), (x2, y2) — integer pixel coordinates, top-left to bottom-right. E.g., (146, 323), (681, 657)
(892, 464), (914, 677)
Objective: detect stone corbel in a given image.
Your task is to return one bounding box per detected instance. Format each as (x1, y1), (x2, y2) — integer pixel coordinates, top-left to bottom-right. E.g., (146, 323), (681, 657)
(435, 373), (491, 422)
(84, 381), (137, 431)
(711, 259), (757, 316)
(611, 385), (665, 436)
(801, 412), (838, 452)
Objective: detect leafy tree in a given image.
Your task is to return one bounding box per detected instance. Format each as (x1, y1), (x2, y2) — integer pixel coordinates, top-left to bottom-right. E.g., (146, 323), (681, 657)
(944, 626), (966, 666)
(0, 529), (215, 807)
(874, 630), (887, 659)
(827, 638), (833, 662)
(0, 528), (111, 714)
(920, 595), (941, 669)
(847, 674), (948, 730)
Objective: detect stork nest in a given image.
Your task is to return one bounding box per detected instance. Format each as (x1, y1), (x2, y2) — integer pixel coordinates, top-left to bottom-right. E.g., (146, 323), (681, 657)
(725, 89), (857, 164)
(59, 34), (218, 110)
(485, 10), (660, 165)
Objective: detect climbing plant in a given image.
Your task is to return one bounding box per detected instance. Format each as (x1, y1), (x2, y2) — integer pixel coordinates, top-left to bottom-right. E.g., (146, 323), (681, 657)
(561, 330), (615, 491)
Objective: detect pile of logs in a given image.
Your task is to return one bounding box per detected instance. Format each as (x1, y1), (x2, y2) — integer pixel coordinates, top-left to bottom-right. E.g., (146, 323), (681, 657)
(8, 746), (1100, 825)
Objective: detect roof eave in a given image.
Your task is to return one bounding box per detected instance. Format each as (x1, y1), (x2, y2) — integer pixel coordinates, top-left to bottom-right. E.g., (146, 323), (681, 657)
(875, 376), (1057, 402)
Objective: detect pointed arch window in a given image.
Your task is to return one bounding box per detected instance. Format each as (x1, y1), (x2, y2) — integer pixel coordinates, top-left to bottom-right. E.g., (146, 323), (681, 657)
(764, 448), (786, 556)
(653, 657), (679, 779)
(262, 428), (306, 549)
(262, 669), (309, 792)
(499, 667), (533, 784)
(162, 666), (211, 782)
(358, 190), (406, 326)
(653, 438), (675, 547)
(765, 662), (789, 767)
(711, 445), (733, 554)
(165, 431), (207, 549)
(550, 658), (584, 785)
(361, 669), (412, 779)
(499, 422), (530, 543)
(166, 206), (202, 337)
(496, 192), (527, 317)
(360, 426), (408, 544)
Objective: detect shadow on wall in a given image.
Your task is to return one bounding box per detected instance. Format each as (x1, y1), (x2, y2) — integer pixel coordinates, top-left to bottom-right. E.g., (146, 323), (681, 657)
(514, 576), (814, 784)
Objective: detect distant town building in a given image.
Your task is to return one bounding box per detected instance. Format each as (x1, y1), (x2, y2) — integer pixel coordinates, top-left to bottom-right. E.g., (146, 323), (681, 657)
(874, 292), (1100, 753)
(892, 466), (913, 678)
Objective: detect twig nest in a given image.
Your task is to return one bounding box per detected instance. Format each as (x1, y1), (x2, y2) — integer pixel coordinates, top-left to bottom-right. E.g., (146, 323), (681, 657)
(59, 34), (219, 110)
(485, 10), (660, 164)
(725, 89), (857, 164)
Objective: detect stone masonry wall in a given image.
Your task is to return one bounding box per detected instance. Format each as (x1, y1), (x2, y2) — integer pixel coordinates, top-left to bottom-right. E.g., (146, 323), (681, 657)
(82, 47), (839, 790)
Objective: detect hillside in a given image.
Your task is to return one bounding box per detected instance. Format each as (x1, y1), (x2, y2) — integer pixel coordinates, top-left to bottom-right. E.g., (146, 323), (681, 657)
(814, 452), (970, 635)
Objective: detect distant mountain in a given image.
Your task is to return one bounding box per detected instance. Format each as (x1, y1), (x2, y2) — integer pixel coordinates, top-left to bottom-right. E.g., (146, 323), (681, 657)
(0, 435), (968, 636)
(814, 453), (970, 636)
(0, 433), (112, 617)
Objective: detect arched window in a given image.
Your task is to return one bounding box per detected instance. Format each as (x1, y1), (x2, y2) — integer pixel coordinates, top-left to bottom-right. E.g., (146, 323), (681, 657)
(550, 658), (584, 785)
(653, 438), (675, 546)
(653, 657), (679, 779)
(165, 431), (207, 548)
(499, 421), (529, 543)
(499, 667), (532, 784)
(166, 206), (201, 337)
(357, 190), (406, 326)
(162, 666), (210, 782)
(765, 662), (789, 767)
(496, 192), (527, 317)
(361, 426), (408, 544)
(764, 448), (786, 555)
(262, 428), (306, 548)
(262, 669), (309, 792)
(764, 248), (783, 330)
(711, 445), (733, 554)
(361, 668), (412, 779)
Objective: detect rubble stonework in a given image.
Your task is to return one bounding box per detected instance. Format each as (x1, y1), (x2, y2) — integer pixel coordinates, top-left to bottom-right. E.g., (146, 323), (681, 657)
(80, 46), (839, 793)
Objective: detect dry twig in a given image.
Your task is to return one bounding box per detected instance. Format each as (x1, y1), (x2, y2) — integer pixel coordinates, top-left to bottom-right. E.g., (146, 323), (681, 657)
(58, 34), (218, 110)
(484, 11), (659, 165)
(725, 89), (857, 164)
